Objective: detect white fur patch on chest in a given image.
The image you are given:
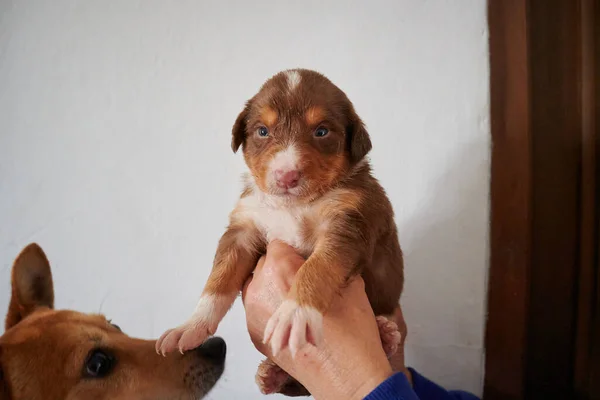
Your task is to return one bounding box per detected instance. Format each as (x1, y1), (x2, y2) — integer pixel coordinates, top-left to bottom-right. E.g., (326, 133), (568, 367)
(237, 192), (314, 256)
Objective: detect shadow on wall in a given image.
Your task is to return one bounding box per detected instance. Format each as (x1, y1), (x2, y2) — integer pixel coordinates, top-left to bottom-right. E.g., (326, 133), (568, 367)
(401, 138), (489, 396)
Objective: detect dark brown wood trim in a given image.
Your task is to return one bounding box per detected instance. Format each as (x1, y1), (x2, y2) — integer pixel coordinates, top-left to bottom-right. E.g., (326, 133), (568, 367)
(587, 2), (600, 398)
(486, 0), (599, 398)
(574, 0), (598, 397)
(485, 0), (532, 398)
(526, 0), (582, 397)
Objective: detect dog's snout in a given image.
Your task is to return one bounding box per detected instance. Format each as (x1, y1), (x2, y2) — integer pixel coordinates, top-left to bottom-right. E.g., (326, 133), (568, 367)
(275, 169), (300, 189)
(197, 337), (226, 364)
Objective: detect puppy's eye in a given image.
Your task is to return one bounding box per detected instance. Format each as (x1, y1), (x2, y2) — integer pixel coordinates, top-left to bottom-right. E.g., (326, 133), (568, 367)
(314, 127), (329, 137)
(257, 126), (269, 137)
(84, 349), (115, 378)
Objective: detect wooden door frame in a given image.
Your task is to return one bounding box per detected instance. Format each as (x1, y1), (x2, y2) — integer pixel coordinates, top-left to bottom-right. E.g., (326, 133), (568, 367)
(485, 0), (599, 399)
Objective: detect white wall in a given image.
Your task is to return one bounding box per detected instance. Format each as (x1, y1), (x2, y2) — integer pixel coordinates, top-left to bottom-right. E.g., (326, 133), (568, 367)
(0, 1), (489, 398)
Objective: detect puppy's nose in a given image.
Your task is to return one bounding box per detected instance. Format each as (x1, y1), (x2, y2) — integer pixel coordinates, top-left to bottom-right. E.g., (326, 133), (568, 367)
(196, 337), (226, 364)
(275, 169), (300, 189)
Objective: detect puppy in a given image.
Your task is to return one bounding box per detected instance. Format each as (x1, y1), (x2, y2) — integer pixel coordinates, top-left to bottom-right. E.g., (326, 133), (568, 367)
(157, 69), (405, 395)
(0, 243), (225, 400)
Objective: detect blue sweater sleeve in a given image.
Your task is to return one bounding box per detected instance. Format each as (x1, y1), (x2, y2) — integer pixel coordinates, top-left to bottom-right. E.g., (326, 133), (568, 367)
(363, 369), (480, 400)
(363, 371), (419, 400)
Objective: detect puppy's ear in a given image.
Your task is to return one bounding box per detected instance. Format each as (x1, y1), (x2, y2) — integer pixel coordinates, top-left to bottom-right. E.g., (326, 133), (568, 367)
(5, 243), (54, 331)
(231, 101), (251, 153)
(346, 105), (372, 163)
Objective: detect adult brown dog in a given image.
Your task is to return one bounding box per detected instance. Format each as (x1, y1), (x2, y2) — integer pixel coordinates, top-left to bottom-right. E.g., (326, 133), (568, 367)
(0, 243), (225, 400)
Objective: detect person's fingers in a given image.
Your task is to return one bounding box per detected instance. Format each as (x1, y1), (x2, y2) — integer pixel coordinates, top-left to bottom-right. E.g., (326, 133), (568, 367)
(329, 275), (370, 315)
(263, 241), (304, 285)
(266, 240), (305, 266)
(265, 239), (297, 258)
(346, 275), (366, 292)
(242, 255), (266, 303)
(241, 274), (254, 303)
(342, 275), (367, 301)
(254, 254), (267, 274)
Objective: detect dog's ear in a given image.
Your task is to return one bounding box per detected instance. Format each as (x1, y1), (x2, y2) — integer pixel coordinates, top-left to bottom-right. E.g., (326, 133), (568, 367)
(346, 105), (372, 163)
(231, 100), (251, 153)
(5, 243), (54, 331)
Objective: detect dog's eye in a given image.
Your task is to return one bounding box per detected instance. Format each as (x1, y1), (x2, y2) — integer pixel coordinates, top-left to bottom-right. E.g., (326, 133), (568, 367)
(314, 127), (329, 137)
(257, 126), (269, 137)
(84, 349), (115, 378)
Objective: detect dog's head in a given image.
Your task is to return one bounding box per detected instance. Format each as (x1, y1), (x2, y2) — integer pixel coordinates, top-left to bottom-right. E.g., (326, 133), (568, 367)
(232, 69), (371, 202)
(0, 244), (225, 400)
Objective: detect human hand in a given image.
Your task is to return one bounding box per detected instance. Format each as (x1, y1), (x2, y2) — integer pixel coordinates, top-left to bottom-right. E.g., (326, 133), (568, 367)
(242, 240), (395, 400)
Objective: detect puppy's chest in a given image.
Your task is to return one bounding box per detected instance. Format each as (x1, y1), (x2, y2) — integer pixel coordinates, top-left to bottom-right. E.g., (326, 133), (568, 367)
(238, 196), (317, 256)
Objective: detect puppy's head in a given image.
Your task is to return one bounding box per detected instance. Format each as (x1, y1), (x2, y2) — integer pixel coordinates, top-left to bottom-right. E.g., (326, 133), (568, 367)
(232, 69), (371, 201)
(0, 244), (225, 400)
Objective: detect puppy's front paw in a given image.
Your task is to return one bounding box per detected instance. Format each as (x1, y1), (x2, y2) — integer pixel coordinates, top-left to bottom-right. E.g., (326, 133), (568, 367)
(376, 315), (402, 358)
(263, 300), (323, 357)
(156, 318), (215, 356)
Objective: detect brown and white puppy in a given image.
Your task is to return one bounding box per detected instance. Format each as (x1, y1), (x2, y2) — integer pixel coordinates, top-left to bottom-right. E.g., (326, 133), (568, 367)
(157, 69), (405, 395)
(0, 243), (225, 400)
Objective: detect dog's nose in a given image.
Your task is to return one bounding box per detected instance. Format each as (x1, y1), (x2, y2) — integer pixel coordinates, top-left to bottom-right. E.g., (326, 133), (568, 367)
(197, 337), (226, 363)
(275, 169), (300, 189)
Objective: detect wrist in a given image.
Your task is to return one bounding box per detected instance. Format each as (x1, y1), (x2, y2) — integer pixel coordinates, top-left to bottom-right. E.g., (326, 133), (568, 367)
(289, 343), (393, 400)
(346, 367), (393, 400)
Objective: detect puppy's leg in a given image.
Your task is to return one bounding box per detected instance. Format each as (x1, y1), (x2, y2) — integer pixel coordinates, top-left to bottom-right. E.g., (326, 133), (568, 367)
(157, 222), (261, 355)
(264, 231), (363, 357)
(278, 378), (310, 397)
(256, 359), (310, 397)
(256, 358), (289, 394)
